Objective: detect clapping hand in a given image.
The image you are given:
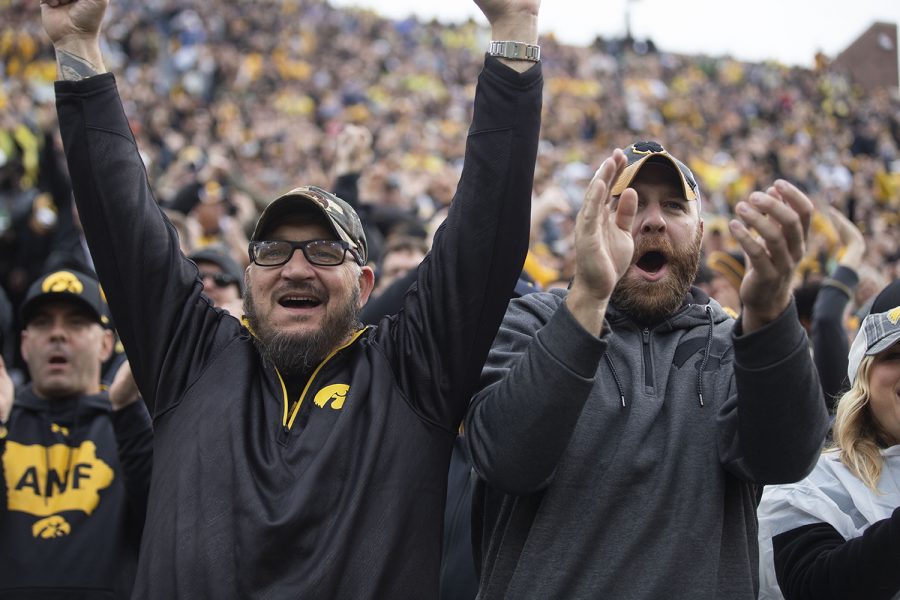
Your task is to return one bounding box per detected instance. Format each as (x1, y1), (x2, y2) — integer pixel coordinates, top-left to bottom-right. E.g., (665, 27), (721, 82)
(729, 180), (813, 333)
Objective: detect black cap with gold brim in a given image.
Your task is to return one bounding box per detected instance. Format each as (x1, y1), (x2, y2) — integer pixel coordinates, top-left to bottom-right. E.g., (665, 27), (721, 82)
(610, 141), (701, 207)
(20, 269), (110, 328)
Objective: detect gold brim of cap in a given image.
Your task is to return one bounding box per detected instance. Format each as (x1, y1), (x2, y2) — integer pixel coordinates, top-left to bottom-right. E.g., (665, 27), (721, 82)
(610, 153), (698, 203)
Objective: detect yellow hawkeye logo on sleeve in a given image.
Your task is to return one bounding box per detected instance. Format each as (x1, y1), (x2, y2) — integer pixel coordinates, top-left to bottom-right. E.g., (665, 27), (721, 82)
(2, 441), (114, 537)
(314, 384), (349, 410)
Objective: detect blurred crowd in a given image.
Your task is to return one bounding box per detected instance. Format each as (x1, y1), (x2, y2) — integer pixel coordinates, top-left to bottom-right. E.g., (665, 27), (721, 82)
(2, 0), (900, 378)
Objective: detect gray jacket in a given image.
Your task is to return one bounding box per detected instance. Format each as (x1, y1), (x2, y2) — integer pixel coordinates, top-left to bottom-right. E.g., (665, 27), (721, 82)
(466, 287), (829, 600)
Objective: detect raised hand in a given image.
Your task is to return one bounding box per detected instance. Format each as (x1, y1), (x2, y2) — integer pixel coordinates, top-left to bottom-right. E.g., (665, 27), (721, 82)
(566, 149), (635, 335)
(729, 179), (813, 333)
(828, 206), (865, 270)
(40, 0), (108, 79)
(108, 360), (140, 411)
(333, 125), (374, 177)
(474, 0), (540, 26)
(474, 0), (540, 72)
(40, 0), (106, 44)
(0, 356), (13, 423)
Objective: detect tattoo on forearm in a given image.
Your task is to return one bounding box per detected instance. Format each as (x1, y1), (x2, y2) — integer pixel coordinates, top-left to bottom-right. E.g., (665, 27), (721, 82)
(57, 49), (100, 80)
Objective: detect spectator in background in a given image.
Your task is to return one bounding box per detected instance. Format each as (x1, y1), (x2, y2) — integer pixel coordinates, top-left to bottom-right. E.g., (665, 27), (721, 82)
(466, 141), (829, 599)
(185, 180), (250, 267)
(0, 286), (14, 383)
(706, 249), (745, 317)
(809, 206), (866, 411)
(162, 208), (196, 255)
(374, 235), (428, 295)
(188, 244), (244, 315)
(40, 0), (542, 597)
(853, 265), (889, 322)
(0, 269), (152, 599)
(7, 0), (900, 325)
(758, 306), (900, 599)
(0, 121), (88, 311)
(872, 280), (900, 315)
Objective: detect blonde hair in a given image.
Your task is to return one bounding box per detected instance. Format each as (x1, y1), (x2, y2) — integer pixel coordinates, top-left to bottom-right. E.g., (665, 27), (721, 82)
(831, 355), (893, 492)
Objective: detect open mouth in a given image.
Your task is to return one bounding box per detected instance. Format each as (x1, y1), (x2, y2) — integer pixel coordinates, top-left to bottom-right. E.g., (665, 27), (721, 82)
(635, 250), (668, 274)
(278, 295), (323, 310)
(48, 354), (69, 367)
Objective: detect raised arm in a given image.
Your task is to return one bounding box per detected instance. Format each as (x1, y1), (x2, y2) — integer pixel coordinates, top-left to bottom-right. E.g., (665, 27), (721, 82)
(44, 0), (226, 415)
(812, 207), (865, 409)
(107, 360), (153, 536)
(384, 0), (545, 431)
(0, 356), (12, 425)
(724, 181), (828, 482)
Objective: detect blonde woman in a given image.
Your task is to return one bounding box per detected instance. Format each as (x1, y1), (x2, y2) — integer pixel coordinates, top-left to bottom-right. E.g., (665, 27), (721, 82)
(758, 305), (900, 599)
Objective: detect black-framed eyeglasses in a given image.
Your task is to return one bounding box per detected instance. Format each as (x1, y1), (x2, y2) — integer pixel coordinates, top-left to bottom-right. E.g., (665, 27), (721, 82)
(199, 272), (240, 288)
(249, 239), (362, 267)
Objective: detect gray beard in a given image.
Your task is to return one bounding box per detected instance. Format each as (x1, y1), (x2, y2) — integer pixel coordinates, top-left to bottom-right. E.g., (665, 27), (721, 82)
(610, 228), (703, 324)
(243, 284), (361, 378)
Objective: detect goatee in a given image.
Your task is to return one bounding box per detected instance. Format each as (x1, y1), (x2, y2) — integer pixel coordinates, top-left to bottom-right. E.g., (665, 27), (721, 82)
(243, 283), (361, 378)
(610, 227), (703, 324)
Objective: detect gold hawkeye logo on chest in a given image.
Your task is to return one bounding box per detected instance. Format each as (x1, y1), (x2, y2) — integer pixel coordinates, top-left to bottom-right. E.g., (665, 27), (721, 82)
(314, 384), (349, 410)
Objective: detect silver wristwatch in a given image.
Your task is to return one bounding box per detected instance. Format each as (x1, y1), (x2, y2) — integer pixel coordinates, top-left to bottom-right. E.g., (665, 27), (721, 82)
(488, 40), (541, 62)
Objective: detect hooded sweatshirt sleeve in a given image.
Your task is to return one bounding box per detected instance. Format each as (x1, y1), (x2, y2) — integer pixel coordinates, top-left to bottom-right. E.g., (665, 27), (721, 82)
(376, 57), (543, 431)
(812, 265), (858, 410)
(465, 291), (608, 495)
(772, 512), (900, 600)
(721, 301), (829, 483)
(111, 400), (153, 535)
(55, 75), (251, 417)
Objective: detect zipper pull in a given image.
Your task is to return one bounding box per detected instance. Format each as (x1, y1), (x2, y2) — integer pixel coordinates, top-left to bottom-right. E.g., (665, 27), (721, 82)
(277, 425), (290, 446)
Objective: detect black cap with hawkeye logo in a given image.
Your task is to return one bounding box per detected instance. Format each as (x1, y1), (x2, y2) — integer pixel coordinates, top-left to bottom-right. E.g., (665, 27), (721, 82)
(20, 270), (110, 328)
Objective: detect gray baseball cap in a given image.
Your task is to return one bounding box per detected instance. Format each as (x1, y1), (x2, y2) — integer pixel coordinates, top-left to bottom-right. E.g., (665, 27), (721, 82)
(847, 305), (900, 385)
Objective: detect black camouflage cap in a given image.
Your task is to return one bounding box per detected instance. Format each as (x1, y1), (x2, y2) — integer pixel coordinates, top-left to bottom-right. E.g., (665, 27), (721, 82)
(251, 185), (367, 264)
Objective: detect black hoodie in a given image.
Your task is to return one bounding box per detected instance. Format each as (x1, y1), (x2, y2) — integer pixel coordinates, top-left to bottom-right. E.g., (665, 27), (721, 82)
(0, 386), (152, 599)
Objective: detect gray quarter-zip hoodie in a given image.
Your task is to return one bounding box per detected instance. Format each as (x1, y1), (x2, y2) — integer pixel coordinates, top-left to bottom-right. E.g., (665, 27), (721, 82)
(466, 286), (828, 600)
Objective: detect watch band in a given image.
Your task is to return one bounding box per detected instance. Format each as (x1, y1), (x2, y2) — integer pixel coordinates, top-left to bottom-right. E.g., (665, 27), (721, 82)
(488, 40), (541, 62)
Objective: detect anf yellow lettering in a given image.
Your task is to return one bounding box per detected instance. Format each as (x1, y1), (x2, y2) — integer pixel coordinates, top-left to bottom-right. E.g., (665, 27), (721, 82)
(3, 441), (113, 517)
(15, 467), (40, 494)
(14, 463), (92, 496)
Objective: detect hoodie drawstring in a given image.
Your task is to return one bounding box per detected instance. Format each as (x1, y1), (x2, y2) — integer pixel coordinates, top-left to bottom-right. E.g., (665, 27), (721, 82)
(697, 305), (714, 407)
(604, 353), (627, 408)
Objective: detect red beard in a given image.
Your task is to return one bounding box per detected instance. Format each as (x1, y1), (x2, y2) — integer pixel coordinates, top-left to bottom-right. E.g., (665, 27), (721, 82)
(610, 227), (703, 323)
